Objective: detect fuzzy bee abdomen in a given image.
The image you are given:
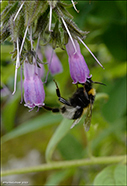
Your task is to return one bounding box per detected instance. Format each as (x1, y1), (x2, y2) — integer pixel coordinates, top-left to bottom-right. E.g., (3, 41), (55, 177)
(60, 105), (83, 120)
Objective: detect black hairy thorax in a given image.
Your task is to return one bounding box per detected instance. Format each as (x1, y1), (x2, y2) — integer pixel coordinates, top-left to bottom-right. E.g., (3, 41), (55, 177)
(69, 87), (90, 108)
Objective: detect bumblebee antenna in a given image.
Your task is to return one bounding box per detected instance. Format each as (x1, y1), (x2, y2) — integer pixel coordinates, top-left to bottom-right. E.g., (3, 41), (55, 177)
(92, 81), (106, 86)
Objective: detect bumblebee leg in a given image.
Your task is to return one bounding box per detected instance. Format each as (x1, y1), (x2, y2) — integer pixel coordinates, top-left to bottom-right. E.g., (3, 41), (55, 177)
(53, 79), (71, 106)
(43, 105), (59, 113)
(53, 79), (61, 97)
(58, 97), (71, 106)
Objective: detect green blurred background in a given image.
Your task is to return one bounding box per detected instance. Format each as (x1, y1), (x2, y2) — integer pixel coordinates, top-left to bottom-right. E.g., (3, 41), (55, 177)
(1, 1), (126, 185)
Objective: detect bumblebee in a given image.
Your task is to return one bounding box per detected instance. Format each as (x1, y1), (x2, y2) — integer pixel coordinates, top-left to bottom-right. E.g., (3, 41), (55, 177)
(43, 78), (105, 131)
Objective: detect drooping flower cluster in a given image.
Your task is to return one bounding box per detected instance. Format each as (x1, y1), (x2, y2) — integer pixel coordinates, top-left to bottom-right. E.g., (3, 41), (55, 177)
(23, 45), (62, 109)
(22, 44), (62, 109)
(1, 0), (104, 110)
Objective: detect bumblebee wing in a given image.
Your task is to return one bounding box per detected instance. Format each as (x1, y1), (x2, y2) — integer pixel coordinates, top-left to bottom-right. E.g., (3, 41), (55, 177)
(83, 103), (92, 132)
(70, 117), (82, 129)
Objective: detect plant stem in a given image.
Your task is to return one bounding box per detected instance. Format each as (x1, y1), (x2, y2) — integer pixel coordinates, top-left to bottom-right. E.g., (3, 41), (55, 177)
(2, 155), (126, 177)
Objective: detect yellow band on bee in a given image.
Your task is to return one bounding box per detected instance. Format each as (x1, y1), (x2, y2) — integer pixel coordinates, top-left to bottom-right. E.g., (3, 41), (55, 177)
(88, 88), (96, 96)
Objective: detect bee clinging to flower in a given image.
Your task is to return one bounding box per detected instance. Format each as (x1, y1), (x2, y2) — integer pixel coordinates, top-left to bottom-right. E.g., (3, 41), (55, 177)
(43, 78), (106, 131)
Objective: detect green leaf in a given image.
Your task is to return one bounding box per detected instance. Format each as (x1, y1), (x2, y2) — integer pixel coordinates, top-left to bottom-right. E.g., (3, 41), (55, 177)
(45, 170), (72, 186)
(91, 117), (125, 152)
(2, 92), (21, 132)
(57, 133), (85, 160)
(102, 23), (126, 61)
(102, 76), (126, 122)
(0, 2), (8, 13)
(93, 164), (127, 185)
(1, 113), (62, 143)
(45, 118), (72, 162)
(1, 45), (13, 62)
(105, 62), (127, 79)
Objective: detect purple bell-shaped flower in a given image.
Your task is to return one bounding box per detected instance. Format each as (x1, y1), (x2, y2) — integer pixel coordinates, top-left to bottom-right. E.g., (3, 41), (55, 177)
(23, 59), (45, 109)
(45, 45), (63, 75)
(66, 38), (90, 84)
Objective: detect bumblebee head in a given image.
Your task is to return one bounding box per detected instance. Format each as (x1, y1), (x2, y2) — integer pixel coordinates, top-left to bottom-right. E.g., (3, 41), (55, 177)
(86, 77), (106, 85)
(84, 77), (106, 93)
(77, 77), (106, 87)
(86, 77), (92, 84)
(84, 77), (93, 91)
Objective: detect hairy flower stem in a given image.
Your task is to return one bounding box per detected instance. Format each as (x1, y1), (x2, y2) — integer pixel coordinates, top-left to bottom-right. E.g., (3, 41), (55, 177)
(29, 26), (33, 50)
(78, 37), (104, 69)
(2, 155), (126, 177)
(36, 33), (41, 52)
